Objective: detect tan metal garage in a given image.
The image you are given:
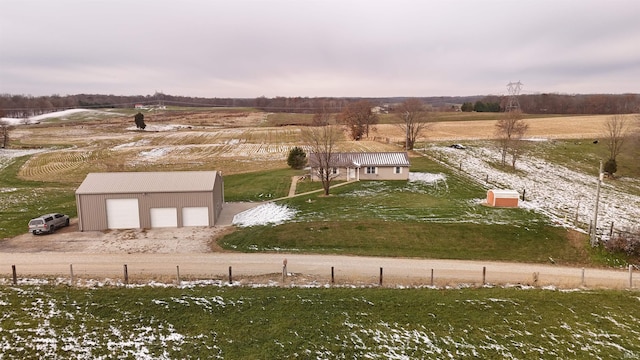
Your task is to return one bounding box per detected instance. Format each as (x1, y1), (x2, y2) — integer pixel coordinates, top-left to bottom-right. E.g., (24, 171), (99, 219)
(75, 171), (224, 231)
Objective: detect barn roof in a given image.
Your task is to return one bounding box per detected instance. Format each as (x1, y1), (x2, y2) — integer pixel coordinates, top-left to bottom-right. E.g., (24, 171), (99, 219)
(309, 152), (410, 167)
(76, 171), (219, 194)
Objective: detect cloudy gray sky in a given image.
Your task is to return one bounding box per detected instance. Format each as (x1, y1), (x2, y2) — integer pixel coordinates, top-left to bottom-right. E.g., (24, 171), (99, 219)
(1, 0), (639, 98)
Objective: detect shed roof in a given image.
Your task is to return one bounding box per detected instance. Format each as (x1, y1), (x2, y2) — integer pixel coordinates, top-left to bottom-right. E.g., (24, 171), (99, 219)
(76, 171), (219, 195)
(309, 152), (410, 167)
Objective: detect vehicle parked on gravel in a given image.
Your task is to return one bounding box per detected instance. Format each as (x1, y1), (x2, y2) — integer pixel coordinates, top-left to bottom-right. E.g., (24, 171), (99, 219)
(28, 213), (70, 235)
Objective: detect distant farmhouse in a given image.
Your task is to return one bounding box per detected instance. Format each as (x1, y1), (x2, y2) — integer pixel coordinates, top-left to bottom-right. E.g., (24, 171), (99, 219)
(308, 152), (410, 181)
(75, 171), (223, 231)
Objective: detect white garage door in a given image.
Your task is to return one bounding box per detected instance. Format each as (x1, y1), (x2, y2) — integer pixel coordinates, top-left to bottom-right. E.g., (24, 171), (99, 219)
(182, 207), (209, 226)
(106, 198), (140, 229)
(150, 207), (178, 228)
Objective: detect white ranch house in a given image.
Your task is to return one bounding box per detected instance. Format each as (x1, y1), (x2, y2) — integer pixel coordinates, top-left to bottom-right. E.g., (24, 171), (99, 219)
(308, 152), (410, 181)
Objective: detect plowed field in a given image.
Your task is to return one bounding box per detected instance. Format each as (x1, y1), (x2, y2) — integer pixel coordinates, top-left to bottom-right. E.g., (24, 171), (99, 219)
(5, 111), (630, 184)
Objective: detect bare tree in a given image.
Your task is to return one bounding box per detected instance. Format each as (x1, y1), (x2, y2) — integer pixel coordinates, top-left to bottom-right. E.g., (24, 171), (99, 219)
(0, 120), (11, 148)
(312, 102), (332, 126)
(604, 115), (629, 161)
(495, 110), (529, 168)
(338, 100), (378, 140)
(603, 115), (630, 176)
(302, 125), (342, 195)
(394, 99), (433, 150)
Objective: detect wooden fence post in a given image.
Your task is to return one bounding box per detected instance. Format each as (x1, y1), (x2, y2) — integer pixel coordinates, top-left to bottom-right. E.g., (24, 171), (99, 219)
(581, 268), (585, 286)
(331, 266), (335, 284)
(228, 266), (232, 284)
(379, 267), (383, 286)
(12, 265), (17, 285)
(282, 258), (288, 283)
(123, 264), (128, 285)
(482, 266), (486, 285)
(176, 265), (181, 285)
(430, 269), (434, 286)
(70, 264), (74, 286)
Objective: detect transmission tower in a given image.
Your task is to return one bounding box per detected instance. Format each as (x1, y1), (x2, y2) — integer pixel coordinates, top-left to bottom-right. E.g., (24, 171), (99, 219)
(506, 81), (523, 112)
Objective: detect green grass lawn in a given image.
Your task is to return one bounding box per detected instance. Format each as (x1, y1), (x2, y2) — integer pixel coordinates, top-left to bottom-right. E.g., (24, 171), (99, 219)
(0, 285), (638, 359)
(0, 156), (77, 238)
(220, 156), (632, 266)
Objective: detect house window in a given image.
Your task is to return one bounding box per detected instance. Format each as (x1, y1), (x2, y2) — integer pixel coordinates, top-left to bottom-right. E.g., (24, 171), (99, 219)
(365, 166), (377, 174)
(394, 166), (402, 174)
(318, 168), (338, 177)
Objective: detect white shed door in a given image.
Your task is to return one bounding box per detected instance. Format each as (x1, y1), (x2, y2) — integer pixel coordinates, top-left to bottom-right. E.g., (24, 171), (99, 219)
(106, 198), (140, 229)
(150, 207), (178, 228)
(182, 207), (209, 226)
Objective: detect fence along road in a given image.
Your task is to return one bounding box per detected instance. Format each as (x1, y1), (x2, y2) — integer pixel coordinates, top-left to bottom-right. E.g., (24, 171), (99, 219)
(0, 252), (637, 289)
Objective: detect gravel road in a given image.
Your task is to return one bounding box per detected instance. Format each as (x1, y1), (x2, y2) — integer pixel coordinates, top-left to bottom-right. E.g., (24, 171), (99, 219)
(1, 250), (636, 289)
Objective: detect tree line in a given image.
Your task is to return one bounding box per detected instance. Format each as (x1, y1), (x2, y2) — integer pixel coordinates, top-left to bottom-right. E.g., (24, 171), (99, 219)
(2, 92), (638, 118)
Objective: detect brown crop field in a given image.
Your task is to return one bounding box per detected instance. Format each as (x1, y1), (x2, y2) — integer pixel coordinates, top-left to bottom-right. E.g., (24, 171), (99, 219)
(5, 110), (634, 184)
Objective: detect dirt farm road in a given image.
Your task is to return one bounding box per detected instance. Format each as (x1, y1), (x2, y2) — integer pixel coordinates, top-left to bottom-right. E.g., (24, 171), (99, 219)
(1, 251), (637, 289)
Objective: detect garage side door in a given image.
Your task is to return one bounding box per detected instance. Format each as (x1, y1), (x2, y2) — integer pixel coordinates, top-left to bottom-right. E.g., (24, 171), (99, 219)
(106, 198), (140, 229)
(150, 207), (178, 228)
(182, 207), (209, 226)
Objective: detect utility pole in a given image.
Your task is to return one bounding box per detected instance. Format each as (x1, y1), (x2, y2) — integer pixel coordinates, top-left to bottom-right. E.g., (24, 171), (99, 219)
(591, 160), (603, 247)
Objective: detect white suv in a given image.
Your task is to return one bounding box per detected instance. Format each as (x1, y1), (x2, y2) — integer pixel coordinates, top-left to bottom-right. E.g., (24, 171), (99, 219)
(28, 213), (70, 235)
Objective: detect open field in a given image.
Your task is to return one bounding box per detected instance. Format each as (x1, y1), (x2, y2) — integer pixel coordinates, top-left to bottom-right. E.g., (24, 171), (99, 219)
(0, 285), (638, 359)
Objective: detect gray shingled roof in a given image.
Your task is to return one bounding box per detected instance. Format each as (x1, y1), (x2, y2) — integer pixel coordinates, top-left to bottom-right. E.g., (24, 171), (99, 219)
(75, 171), (219, 194)
(308, 152), (410, 167)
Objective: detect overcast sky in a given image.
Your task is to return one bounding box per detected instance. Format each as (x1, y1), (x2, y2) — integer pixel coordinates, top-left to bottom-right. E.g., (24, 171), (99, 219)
(1, 0), (639, 98)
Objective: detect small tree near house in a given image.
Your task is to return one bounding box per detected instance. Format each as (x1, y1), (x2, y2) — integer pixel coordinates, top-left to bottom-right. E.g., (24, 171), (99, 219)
(287, 147), (307, 169)
(134, 112), (146, 130)
(302, 125), (342, 196)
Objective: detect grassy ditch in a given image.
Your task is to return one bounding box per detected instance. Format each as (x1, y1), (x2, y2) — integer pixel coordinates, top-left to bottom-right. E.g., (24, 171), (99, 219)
(0, 285), (638, 359)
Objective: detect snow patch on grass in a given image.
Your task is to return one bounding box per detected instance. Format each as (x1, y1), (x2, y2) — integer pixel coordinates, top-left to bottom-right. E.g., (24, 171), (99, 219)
(426, 145), (640, 232)
(232, 202), (297, 227)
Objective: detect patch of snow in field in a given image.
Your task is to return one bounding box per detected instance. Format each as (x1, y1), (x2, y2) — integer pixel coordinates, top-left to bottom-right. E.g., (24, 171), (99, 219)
(1, 109), (120, 125)
(0, 149), (50, 171)
(112, 139), (151, 149)
(139, 147), (172, 159)
(125, 124), (192, 132)
(409, 172), (447, 183)
(427, 145), (640, 232)
(232, 203), (297, 227)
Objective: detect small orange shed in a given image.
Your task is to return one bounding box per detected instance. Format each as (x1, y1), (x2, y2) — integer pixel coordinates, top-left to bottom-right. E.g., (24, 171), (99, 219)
(486, 189), (519, 208)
